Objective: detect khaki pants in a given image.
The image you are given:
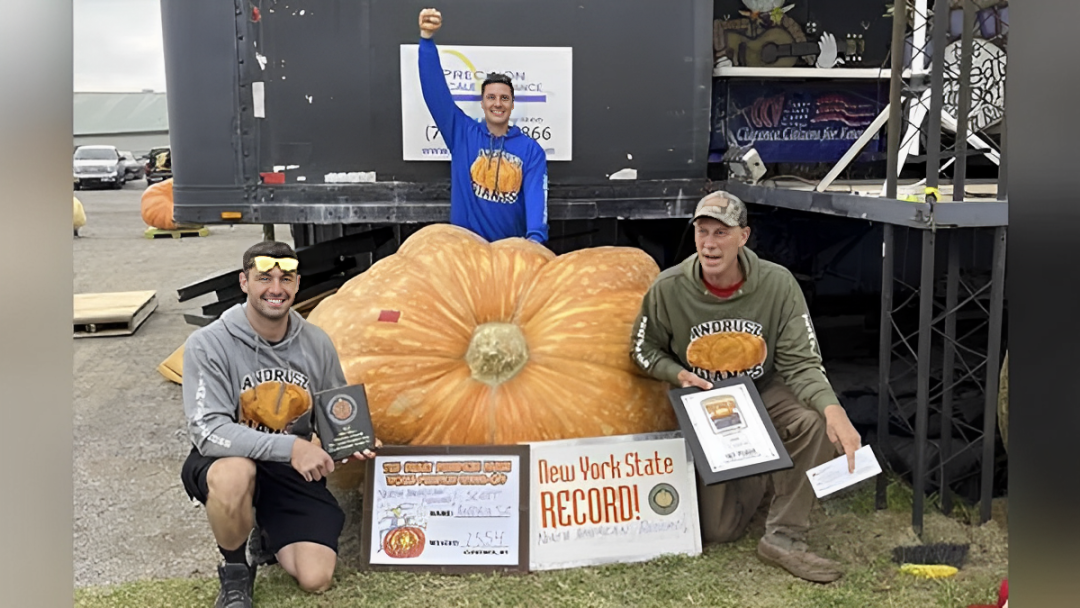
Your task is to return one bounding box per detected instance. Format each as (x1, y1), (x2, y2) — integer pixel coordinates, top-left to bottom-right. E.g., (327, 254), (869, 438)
(696, 377), (835, 544)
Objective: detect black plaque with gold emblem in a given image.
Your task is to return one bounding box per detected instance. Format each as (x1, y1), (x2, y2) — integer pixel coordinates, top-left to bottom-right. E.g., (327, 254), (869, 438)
(313, 384), (376, 461)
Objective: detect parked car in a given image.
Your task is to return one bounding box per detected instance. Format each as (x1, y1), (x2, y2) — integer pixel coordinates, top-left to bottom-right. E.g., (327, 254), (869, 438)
(74, 145), (125, 190)
(119, 151), (145, 181)
(144, 147), (172, 185)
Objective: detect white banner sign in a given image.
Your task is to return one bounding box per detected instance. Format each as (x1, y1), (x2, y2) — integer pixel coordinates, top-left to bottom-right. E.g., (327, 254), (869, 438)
(528, 433), (701, 571)
(367, 454), (521, 566)
(400, 44), (573, 161)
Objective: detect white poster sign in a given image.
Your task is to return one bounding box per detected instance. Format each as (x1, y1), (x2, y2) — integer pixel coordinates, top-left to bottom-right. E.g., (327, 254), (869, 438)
(528, 433), (701, 571)
(367, 453), (522, 567)
(400, 44), (573, 161)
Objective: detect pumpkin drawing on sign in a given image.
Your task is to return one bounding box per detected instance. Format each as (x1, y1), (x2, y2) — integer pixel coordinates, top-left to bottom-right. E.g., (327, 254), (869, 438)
(306, 224), (676, 446)
(648, 483), (679, 515)
(654, 489), (674, 508)
(382, 525), (426, 559)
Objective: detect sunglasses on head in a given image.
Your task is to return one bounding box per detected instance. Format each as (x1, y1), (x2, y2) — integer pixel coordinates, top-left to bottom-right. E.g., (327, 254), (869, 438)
(251, 256), (299, 273)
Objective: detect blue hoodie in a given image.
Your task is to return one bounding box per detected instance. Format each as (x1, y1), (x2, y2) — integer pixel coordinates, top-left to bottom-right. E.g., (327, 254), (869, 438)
(418, 37), (549, 243)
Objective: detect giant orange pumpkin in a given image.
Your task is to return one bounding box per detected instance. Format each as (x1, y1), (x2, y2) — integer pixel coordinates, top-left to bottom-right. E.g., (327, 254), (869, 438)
(141, 178), (178, 230)
(306, 224), (676, 446)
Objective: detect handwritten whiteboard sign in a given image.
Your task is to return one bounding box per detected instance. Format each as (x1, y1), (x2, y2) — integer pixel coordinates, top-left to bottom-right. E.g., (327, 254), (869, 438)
(527, 432), (701, 571)
(360, 445), (530, 573)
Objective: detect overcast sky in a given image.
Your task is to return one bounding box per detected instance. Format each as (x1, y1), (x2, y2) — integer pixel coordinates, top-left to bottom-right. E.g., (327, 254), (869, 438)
(74, 0), (167, 92)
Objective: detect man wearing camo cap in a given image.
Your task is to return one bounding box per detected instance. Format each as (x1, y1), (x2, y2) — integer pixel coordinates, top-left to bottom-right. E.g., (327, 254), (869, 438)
(630, 190), (861, 583)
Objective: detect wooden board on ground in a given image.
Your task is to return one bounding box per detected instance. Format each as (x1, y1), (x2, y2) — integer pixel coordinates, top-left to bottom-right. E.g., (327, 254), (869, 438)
(144, 226), (209, 239)
(74, 290), (157, 338)
(158, 344), (184, 384)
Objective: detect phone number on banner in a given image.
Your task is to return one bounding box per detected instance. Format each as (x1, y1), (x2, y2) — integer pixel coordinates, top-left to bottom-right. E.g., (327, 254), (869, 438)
(425, 124), (554, 143)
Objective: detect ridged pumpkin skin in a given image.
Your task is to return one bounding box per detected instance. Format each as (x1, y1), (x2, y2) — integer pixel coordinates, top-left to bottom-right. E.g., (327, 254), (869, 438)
(306, 224), (676, 445)
(141, 178), (177, 230)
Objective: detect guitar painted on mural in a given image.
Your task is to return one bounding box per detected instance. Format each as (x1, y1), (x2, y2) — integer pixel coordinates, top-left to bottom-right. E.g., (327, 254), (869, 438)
(723, 28), (865, 68)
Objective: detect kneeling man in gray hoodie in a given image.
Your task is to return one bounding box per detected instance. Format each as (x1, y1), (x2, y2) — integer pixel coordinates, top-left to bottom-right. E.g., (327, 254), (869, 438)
(180, 241), (380, 608)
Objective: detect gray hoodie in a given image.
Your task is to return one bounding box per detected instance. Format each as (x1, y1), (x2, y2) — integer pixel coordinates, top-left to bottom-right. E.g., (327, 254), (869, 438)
(182, 303), (347, 462)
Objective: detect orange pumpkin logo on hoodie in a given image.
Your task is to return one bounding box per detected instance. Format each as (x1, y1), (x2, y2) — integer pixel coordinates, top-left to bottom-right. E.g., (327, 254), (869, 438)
(238, 376), (312, 433)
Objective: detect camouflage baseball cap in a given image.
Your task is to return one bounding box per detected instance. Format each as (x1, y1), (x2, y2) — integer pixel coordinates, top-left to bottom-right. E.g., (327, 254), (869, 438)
(692, 191), (748, 228)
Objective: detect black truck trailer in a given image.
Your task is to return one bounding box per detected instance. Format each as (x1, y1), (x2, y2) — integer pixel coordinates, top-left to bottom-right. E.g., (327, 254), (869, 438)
(161, 0), (1009, 524)
(161, 0), (722, 261)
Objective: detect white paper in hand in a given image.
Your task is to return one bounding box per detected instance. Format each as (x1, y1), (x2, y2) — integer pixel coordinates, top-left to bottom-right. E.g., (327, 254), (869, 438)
(806, 445), (882, 499)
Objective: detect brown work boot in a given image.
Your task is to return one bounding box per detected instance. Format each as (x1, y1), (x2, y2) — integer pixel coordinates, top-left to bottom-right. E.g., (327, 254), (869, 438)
(756, 533), (843, 583)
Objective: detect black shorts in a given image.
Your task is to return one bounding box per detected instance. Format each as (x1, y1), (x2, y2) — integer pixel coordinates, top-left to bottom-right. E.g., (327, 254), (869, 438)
(180, 447), (345, 554)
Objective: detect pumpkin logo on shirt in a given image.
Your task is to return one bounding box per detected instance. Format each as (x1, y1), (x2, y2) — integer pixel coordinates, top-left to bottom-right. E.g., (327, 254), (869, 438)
(238, 368), (312, 433)
(470, 149), (523, 204)
(686, 319), (768, 381)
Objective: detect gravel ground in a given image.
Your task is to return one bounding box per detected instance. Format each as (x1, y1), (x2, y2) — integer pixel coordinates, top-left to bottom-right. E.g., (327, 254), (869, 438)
(73, 182), (294, 588)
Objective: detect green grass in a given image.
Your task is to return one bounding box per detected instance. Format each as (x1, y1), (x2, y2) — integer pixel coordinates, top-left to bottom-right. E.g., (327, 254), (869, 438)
(823, 471), (989, 523)
(72, 550), (1005, 608)
(76, 480), (1007, 608)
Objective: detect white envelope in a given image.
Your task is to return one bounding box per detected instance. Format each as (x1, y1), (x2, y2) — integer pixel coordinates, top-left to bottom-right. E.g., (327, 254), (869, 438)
(805, 445), (882, 499)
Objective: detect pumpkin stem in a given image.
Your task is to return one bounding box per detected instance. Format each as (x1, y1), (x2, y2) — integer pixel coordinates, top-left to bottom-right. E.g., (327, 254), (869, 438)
(465, 322), (529, 386)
